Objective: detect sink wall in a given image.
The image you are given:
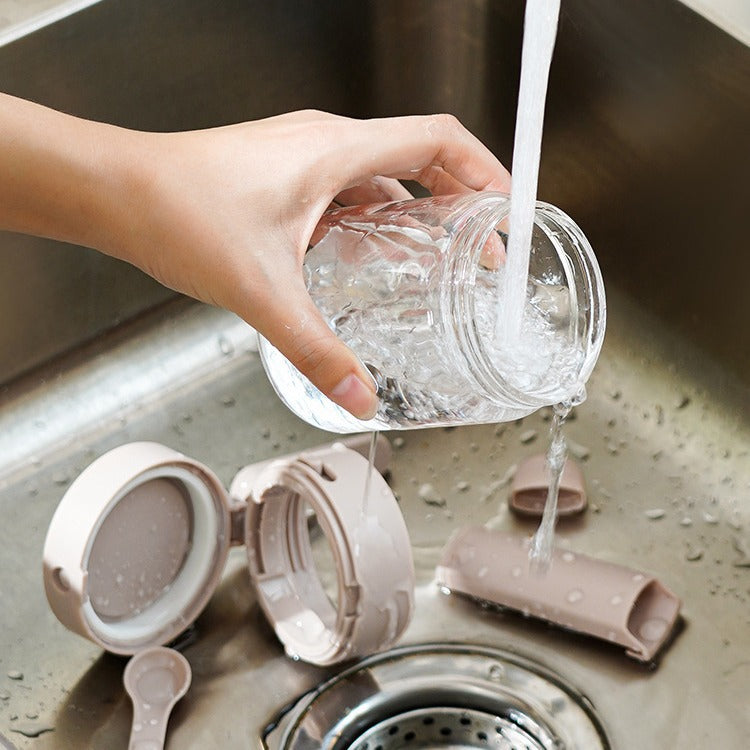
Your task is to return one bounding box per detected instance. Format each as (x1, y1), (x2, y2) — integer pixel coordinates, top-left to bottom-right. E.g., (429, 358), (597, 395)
(0, 0), (748, 386)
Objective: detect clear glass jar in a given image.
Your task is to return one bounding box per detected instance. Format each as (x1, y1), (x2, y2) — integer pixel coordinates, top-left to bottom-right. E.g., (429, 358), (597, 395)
(259, 192), (606, 433)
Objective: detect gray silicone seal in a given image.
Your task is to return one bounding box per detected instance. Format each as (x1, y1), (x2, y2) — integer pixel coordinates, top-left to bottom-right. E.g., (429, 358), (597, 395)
(436, 526), (681, 662)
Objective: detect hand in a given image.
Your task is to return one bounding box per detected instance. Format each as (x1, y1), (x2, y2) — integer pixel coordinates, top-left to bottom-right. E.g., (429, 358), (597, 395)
(0, 101), (510, 419)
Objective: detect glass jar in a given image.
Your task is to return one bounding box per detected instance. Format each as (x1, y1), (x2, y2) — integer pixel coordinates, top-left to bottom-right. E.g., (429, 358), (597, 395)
(259, 192), (606, 433)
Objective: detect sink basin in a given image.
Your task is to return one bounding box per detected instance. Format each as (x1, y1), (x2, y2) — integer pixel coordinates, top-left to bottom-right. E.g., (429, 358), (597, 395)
(0, 1), (748, 748)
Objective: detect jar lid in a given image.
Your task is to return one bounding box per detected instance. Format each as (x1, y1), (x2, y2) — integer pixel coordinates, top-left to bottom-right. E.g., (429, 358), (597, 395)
(42, 442), (231, 655)
(233, 442), (415, 665)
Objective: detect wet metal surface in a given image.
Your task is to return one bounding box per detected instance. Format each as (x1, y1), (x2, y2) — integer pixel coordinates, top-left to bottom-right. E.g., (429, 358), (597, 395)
(0, 290), (748, 748)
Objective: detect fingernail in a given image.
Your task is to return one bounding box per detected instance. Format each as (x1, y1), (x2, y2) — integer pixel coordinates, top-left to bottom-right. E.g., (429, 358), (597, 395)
(330, 373), (379, 420)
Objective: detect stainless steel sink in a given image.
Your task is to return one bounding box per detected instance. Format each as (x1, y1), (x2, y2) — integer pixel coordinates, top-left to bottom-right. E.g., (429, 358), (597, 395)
(0, 1), (748, 748)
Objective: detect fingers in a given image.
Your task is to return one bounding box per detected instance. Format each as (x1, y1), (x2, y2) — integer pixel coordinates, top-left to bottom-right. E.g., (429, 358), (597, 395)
(335, 176), (413, 206)
(246, 275), (379, 420)
(338, 114), (511, 195)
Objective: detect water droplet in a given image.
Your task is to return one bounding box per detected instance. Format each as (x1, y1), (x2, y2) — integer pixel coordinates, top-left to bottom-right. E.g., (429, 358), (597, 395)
(702, 511), (719, 525)
(566, 589), (584, 603)
(644, 508), (665, 520)
(418, 483), (446, 507)
(7, 670), (23, 681)
(511, 566), (522, 578)
(519, 429), (538, 444)
(632, 573), (644, 583)
(488, 663), (505, 681)
(392, 436), (405, 449)
(567, 441), (590, 461)
(561, 551), (575, 563)
(639, 617), (669, 641)
(218, 334), (234, 356)
(679, 517), (693, 527)
(439, 586), (452, 596)
(456, 480), (470, 492)
(478, 567), (488, 578)
(610, 594), (623, 606)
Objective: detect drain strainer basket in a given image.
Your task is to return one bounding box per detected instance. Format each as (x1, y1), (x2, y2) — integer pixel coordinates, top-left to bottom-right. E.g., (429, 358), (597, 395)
(351, 706), (554, 749)
(262, 643), (610, 750)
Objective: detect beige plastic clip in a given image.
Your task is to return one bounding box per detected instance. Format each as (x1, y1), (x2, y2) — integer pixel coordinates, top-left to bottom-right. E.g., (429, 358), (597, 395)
(510, 454), (587, 517)
(436, 526), (681, 662)
(234, 442), (414, 666)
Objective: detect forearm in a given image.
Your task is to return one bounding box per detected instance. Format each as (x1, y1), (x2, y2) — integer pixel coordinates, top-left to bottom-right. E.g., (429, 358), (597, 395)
(0, 92), (143, 257)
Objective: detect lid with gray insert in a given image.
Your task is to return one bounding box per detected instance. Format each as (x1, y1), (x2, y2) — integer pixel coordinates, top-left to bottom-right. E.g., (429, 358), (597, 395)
(42, 442), (232, 655)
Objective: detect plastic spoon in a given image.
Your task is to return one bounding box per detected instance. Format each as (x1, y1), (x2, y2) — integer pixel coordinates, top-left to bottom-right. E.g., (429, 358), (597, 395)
(123, 647), (191, 750)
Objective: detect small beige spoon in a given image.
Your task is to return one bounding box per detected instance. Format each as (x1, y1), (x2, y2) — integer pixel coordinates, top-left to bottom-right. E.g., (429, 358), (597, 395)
(123, 647), (191, 750)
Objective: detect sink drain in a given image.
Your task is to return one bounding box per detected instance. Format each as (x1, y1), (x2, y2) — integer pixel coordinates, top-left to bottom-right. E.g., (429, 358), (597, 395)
(262, 644), (610, 750)
(350, 706), (552, 749)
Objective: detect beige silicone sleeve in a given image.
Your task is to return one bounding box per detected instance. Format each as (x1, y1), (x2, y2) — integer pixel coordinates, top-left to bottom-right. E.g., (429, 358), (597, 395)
(436, 526), (681, 662)
(238, 443), (414, 666)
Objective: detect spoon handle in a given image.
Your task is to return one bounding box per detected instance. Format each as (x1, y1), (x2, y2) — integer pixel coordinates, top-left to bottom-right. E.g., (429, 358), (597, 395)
(128, 703), (171, 750)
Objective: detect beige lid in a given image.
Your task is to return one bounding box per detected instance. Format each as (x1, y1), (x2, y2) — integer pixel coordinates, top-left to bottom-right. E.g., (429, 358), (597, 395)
(42, 442), (232, 655)
(234, 442), (415, 666)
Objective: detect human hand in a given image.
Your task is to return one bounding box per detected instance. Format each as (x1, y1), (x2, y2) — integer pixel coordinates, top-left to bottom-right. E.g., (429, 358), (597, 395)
(117, 111), (510, 418)
(0, 101), (510, 419)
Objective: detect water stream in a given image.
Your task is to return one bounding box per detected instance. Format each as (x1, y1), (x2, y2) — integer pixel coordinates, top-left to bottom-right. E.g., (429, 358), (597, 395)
(499, 0), (561, 343)
(528, 389), (585, 571)
(361, 430), (379, 520)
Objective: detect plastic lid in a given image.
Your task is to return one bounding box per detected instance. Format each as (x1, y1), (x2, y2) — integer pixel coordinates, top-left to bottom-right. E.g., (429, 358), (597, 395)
(42, 442), (231, 655)
(235, 443), (415, 666)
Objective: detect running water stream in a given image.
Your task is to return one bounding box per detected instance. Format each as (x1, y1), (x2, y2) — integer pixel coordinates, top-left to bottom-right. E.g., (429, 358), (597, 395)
(500, 0), (576, 571)
(499, 0), (561, 344)
(528, 389), (585, 570)
(361, 430), (379, 520)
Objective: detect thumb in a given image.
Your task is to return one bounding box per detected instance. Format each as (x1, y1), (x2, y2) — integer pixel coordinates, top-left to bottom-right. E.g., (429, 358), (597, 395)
(250, 281), (379, 421)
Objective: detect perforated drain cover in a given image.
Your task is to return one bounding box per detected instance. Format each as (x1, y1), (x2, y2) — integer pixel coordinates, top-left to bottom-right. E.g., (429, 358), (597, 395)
(352, 706), (551, 749)
(262, 644), (610, 750)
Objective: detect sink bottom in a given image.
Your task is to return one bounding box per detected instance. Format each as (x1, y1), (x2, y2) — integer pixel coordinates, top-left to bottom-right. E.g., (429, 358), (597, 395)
(0, 289), (748, 749)
(263, 643), (610, 750)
